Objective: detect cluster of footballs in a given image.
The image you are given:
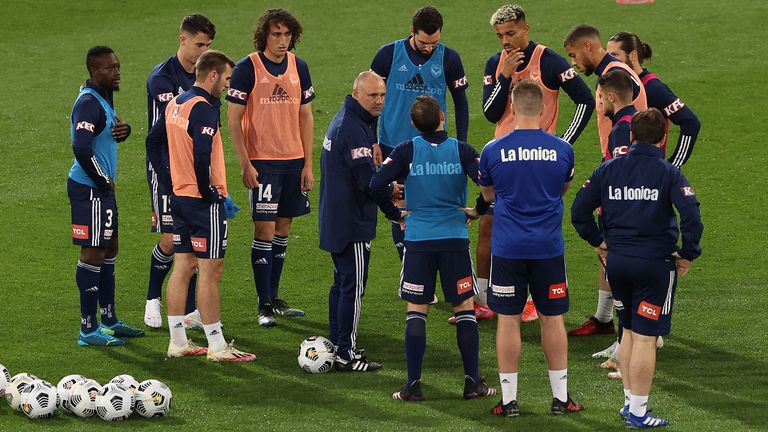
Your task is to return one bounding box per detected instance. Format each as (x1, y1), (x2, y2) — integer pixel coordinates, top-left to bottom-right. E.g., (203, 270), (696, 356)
(0, 363), (172, 421)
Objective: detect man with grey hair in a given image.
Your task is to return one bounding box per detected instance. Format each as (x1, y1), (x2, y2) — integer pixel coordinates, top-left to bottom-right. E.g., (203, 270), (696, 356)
(319, 71), (405, 372)
(474, 3), (595, 325)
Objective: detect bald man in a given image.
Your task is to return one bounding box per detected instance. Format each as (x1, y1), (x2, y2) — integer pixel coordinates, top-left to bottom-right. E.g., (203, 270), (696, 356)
(320, 71), (405, 371)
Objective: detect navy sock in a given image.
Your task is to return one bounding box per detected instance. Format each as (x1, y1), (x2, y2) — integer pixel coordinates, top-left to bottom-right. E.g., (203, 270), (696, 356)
(328, 267), (341, 346)
(185, 272), (197, 314)
(251, 239), (272, 306)
(99, 258), (118, 326)
(146, 244), (173, 300)
(455, 310), (480, 382)
(405, 311), (427, 385)
(270, 235), (288, 301)
(76, 261), (100, 333)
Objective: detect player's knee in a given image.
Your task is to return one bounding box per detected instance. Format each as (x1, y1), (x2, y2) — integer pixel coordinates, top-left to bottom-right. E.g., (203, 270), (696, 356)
(274, 218), (292, 237)
(80, 247), (106, 266)
(253, 221), (276, 240)
(452, 297), (474, 313)
(406, 302), (429, 315)
(159, 234), (174, 253)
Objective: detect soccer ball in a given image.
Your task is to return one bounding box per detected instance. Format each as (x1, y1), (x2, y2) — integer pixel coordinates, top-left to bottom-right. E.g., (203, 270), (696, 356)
(109, 374), (139, 396)
(68, 379), (102, 418)
(134, 379), (172, 418)
(56, 374), (86, 413)
(0, 364), (10, 397)
(20, 380), (58, 419)
(297, 336), (336, 374)
(95, 383), (134, 421)
(6, 373), (38, 410)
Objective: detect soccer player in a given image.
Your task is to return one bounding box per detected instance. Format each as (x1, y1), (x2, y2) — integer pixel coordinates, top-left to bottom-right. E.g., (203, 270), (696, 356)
(476, 4), (595, 324)
(68, 46), (144, 346)
(165, 50), (256, 362)
(607, 32), (701, 167)
(475, 81), (582, 417)
(564, 24), (648, 337)
(320, 71), (406, 371)
(144, 14), (216, 330)
(600, 69), (637, 160)
(370, 5), (468, 262)
(227, 9), (315, 327)
(370, 95), (496, 402)
(571, 108), (703, 428)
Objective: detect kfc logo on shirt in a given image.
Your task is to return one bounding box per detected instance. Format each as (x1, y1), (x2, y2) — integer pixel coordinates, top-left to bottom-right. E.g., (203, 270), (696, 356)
(157, 92), (174, 102)
(350, 147), (372, 160)
(456, 276), (473, 295)
(72, 224), (89, 239)
(680, 186), (695, 196)
(638, 301), (661, 320)
(201, 126), (215, 136)
(548, 282), (567, 299)
(664, 98), (685, 116)
(483, 75), (493, 86)
(453, 76), (468, 89)
(191, 237), (208, 252)
(582, 179), (591, 188)
(559, 68), (578, 83)
(76, 121), (95, 132)
(227, 88), (247, 100)
(304, 86), (315, 99)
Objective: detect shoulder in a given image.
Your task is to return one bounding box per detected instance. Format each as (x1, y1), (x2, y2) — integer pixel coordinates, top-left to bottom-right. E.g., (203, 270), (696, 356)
(540, 47), (570, 69)
(294, 55), (310, 69)
(486, 52), (501, 67)
(457, 140), (479, 156)
(74, 92), (103, 113)
(443, 45), (463, 62)
(376, 42), (396, 56)
(189, 99), (217, 122)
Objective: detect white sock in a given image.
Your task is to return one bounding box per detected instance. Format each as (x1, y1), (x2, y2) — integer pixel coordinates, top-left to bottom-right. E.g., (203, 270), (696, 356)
(204, 322), (227, 353)
(613, 341), (622, 358)
(476, 278), (488, 306)
(624, 388), (631, 407)
(499, 372), (518, 404)
(548, 369), (568, 403)
(168, 316), (187, 347)
(595, 290), (614, 323)
(629, 394), (649, 417)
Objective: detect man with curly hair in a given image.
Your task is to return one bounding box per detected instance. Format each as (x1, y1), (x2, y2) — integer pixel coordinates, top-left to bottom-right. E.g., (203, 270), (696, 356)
(227, 9), (315, 327)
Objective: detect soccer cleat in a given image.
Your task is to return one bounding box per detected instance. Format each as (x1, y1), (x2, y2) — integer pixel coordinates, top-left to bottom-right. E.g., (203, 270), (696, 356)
(521, 299), (539, 322)
(183, 309), (204, 330)
(621, 405), (654, 421)
(167, 339), (207, 358)
(392, 380), (423, 401)
(207, 340), (257, 362)
(601, 358), (620, 369)
(568, 316), (615, 336)
(463, 376), (497, 399)
(626, 412), (668, 428)
(592, 339), (619, 358)
(144, 298), (163, 328)
(258, 304), (277, 327)
(551, 395), (584, 415)
(272, 298), (305, 317)
(491, 399), (520, 417)
(335, 354), (382, 372)
(100, 321), (145, 338)
(77, 328), (125, 347)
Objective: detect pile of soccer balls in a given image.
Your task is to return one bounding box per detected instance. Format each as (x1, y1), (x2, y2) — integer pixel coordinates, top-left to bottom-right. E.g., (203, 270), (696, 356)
(0, 363), (172, 421)
(297, 336), (336, 374)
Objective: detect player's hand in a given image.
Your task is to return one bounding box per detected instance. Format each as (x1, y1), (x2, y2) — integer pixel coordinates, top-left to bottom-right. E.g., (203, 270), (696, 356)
(391, 182), (404, 200)
(501, 47), (525, 79)
(373, 143), (383, 167)
(242, 164), (259, 189)
(301, 165), (314, 191)
(111, 121), (130, 141)
(595, 241), (608, 267)
(671, 252), (692, 278)
(396, 210), (411, 231)
(460, 207), (480, 225)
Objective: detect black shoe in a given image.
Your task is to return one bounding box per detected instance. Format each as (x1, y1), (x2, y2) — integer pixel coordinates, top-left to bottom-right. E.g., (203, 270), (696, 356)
(551, 395), (583, 415)
(258, 304), (277, 327)
(463, 376), (497, 399)
(392, 380), (423, 401)
(272, 298), (305, 317)
(491, 399), (520, 417)
(334, 354), (382, 372)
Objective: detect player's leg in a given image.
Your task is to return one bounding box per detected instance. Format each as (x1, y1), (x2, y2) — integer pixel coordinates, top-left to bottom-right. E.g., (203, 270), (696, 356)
(474, 213), (495, 319)
(249, 167), (279, 326)
(569, 263), (615, 336)
(606, 251), (636, 417)
(144, 162), (174, 328)
(328, 255), (342, 348)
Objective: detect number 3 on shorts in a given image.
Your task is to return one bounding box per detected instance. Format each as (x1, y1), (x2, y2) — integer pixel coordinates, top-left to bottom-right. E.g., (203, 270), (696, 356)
(105, 209), (114, 227)
(257, 183), (273, 201)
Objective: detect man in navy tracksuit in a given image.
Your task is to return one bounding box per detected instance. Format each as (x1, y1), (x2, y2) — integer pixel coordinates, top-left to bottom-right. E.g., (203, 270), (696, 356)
(599, 69), (636, 161)
(571, 108), (703, 428)
(319, 71), (403, 372)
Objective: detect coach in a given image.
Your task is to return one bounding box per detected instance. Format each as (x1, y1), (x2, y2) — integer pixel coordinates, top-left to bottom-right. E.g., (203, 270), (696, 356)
(571, 108), (703, 428)
(319, 71), (403, 372)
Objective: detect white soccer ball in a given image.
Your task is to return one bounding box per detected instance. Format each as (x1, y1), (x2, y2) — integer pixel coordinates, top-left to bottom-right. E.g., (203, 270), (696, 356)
(95, 383), (134, 421)
(109, 374), (139, 396)
(56, 374), (86, 413)
(68, 379), (102, 418)
(20, 380), (58, 419)
(297, 336), (336, 374)
(6, 373), (38, 410)
(0, 364), (10, 397)
(134, 379), (172, 418)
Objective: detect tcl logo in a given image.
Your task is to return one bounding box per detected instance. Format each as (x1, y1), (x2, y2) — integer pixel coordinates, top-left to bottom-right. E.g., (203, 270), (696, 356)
(191, 237), (207, 252)
(664, 98), (685, 116)
(72, 224), (89, 239)
(76, 121), (95, 132)
(453, 76), (468, 89)
(483, 75), (493, 86)
(227, 88), (247, 100)
(456, 276), (473, 295)
(638, 301), (661, 320)
(548, 282), (567, 299)
(559, 68), (577, 82)
(157, 92), (174, 102)
(350, 147), (372, 160)
(201, 126), (215, 136)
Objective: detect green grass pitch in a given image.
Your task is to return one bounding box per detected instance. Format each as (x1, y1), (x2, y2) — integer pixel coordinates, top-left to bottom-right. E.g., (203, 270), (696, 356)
(1, 0), (767, 430)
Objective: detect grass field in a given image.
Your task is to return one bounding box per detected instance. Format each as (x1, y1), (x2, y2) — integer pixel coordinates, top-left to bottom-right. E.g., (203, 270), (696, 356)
(1, 0), (767, 430)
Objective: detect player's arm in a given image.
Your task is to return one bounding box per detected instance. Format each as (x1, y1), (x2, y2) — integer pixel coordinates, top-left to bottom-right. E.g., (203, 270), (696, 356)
(370, 44), (393, 79)
(477, 145), (496, 204)
(647, 81), (701, 167)
(670, 170), (703, 261)
(112, 116), (131, 143)
(570, 169), (604, 247)
(146, 74), (175, 153)
(544, 51), (595, 144)
(562, 149), (575, 195)
(72, 96), (113, 192)
(369, 143), (411, 221)
(189, 104), (223, 203)
(298, 59), (316, 191)
(482, 55), (510, 124)
(225, 60), (258, 189)
(445, 49), (469, 141)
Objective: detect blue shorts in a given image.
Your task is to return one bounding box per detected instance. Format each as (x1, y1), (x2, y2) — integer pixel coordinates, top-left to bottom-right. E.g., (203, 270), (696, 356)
(68, 178), (118, 248)
(606, 253), (677, 337)
(249, 161), (310, 221)
(146, 156), (173, 233)
(171, 195), (227, 259)
(488, 255), (569, 316)
(400, 245), (477, 306)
